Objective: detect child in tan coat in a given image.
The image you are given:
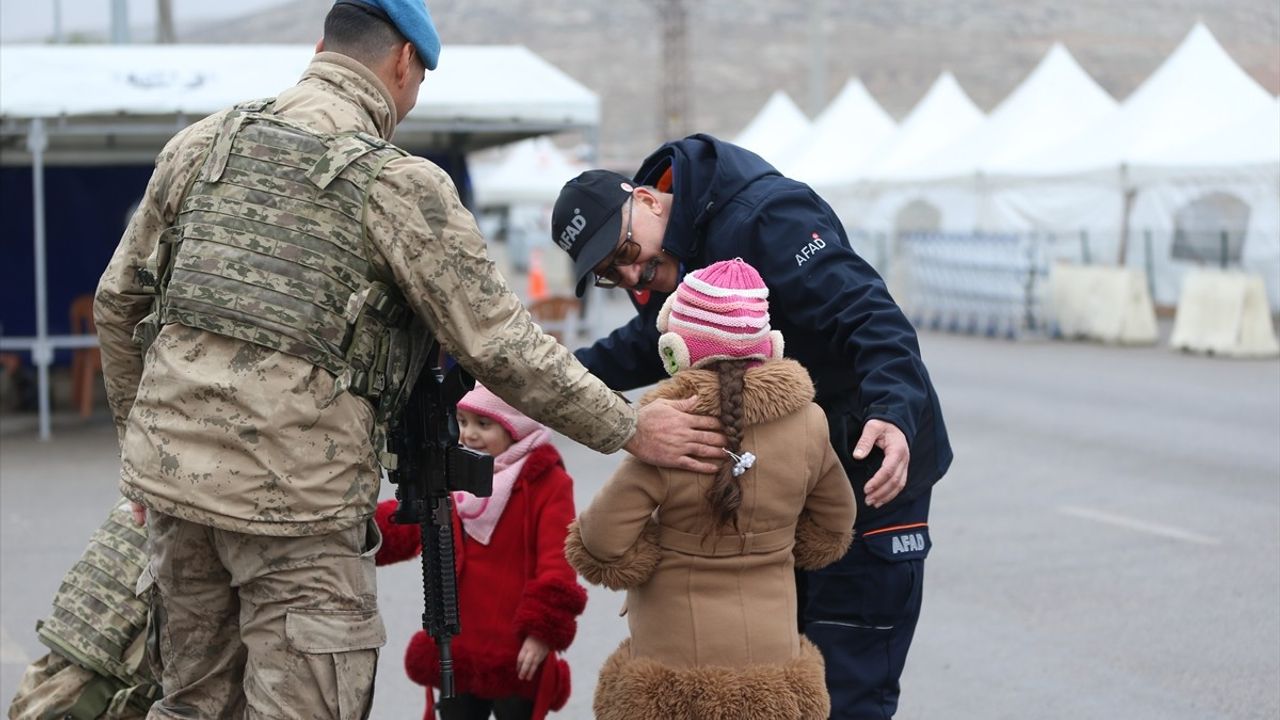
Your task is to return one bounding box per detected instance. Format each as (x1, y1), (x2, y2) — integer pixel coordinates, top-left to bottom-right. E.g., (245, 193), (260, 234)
(566, 258), (856, 720)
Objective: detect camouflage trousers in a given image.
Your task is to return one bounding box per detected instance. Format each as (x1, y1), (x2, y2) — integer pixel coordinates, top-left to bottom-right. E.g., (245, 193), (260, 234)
(143, 512), (385, 719)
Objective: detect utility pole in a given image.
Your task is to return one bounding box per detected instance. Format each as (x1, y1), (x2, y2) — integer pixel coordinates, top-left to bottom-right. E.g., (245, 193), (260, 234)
(658, 0), (689, 139)
(52, 0), (65, 43)
(808, 0), (828, 117)
(110, 0), (130, 44)
(157, 0), (177, 43)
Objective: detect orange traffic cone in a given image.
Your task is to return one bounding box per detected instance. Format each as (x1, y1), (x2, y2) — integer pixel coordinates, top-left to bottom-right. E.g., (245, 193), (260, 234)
(528, 248), (549, 301)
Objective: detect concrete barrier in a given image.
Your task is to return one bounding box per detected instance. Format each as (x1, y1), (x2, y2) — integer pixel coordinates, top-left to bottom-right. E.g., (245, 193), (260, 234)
(1170, 269), (1280, 358)
(1049, 265), (1158, 345)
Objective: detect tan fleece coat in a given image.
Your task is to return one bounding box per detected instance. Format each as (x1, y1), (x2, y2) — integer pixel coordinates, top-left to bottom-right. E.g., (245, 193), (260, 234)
(566, 359), (856, 720)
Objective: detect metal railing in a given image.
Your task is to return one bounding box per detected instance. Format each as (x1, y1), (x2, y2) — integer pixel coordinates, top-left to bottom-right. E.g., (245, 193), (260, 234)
(847, 227), (1270, 339)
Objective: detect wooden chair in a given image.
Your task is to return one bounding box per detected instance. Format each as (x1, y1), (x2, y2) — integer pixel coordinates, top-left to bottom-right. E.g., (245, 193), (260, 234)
(69, 294), (101, 418)
(528, 296), (581, 343)
(0, 353), (19, 377)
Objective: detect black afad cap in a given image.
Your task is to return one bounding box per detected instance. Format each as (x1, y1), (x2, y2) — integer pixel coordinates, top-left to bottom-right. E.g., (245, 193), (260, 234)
(552, 170), (633, 297)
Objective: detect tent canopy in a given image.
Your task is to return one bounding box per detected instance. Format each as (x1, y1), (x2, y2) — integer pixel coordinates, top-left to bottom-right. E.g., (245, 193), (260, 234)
(1136, 97), (1280, 171)
(1029, 24), (1276, 175)
(865, 71), (984, 181)
(895, 43), (1118, 181)
(783, 78), (896, 188)
(733, 90), (811, 169)
(471, 136), (586, 207)
(0, 44), (600, 164)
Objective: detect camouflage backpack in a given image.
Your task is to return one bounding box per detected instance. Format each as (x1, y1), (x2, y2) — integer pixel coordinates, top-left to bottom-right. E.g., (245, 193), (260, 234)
(8, 501), (158, 719)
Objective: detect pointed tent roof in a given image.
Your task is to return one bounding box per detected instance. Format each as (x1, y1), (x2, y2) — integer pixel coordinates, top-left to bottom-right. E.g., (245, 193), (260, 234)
(892, 43), (1117, 180)
(733, 90), (811, 168)
(1030, 23), (1276, 175)
(865, 71), (985, 181)
(782, 78), (896, 188)
(472, 136), (587, 206)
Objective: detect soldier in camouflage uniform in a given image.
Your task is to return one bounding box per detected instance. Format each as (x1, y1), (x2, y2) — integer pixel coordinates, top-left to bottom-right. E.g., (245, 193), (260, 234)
(92, 1), (724, 717)
(8, 501), (158, 720)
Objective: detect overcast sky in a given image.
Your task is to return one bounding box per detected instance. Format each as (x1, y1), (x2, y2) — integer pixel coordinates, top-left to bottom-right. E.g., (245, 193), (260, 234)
(0, 0), (284, 42)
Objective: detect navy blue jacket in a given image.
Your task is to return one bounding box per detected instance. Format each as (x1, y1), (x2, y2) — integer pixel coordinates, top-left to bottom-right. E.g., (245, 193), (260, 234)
(576, 135), (952, 513)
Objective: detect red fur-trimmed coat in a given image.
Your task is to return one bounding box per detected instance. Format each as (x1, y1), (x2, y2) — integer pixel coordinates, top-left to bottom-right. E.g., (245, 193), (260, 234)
(375, 443), (587, 720)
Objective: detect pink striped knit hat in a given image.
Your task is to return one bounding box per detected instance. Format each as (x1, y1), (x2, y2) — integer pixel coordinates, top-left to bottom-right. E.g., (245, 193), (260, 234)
(655, 258), (785, 375)
(455, 384), (543, 441)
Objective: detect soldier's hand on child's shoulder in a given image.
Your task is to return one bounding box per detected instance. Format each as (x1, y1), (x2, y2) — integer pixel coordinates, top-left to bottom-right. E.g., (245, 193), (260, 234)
(626, 396), (726, 474)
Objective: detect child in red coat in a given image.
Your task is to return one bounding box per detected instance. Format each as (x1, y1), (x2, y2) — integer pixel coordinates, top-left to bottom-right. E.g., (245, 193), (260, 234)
(375, 383), (588, 720)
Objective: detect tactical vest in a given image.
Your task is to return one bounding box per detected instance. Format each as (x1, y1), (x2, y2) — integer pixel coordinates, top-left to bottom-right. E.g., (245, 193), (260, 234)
(136, 99), (424, 435)
(35, 502), (159, 716)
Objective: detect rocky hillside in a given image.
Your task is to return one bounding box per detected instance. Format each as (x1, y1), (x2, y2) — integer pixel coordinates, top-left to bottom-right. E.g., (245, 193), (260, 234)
(187, 0), (1280, 166)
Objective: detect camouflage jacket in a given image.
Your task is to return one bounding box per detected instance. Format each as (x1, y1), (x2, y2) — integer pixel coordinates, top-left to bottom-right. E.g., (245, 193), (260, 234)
(94, 53), (636, 536)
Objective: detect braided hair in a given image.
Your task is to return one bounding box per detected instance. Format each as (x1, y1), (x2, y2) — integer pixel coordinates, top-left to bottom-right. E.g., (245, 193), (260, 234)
(705, 359), (749, 533)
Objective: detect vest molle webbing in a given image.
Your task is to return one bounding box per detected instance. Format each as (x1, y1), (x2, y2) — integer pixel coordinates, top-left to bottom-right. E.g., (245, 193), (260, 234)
(37, 503), (154, 693)
(149, 108), (418, 421)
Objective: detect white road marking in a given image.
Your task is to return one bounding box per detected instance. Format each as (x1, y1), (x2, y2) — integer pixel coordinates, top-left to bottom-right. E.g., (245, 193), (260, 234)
(1, 623), (31, 665)
(1058, 505), (1222, 546)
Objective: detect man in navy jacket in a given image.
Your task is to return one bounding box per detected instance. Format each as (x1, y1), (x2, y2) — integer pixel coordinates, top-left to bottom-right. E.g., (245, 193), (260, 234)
(552, 134), (952, 719)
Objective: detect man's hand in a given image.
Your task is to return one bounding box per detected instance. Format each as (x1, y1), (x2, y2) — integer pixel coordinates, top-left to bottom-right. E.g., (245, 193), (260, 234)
(853, 419), (909, 508)
(624, 396), (725, 474)
(130, 501), (147, 526)
(516, 636), (550, 681)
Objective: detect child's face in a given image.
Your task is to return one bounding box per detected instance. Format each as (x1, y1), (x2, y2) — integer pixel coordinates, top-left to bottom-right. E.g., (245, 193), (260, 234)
(457, 409), (514, 456)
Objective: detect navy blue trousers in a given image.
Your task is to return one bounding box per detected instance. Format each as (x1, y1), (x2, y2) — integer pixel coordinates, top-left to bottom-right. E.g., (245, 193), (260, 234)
(800, 490), (931, 720)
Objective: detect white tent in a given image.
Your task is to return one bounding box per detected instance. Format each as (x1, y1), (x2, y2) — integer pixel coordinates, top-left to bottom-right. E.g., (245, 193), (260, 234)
(1134, 97), (1280, 171)
(820, 72), (983, 268)
(0, 44), (600, 164)
(1013, 25), (1280, 309)
(733, 90), (811, 169)
(852, 44), (1119, 239)
(471, 136), (586, 207)
(1030, 24), (1276, 176)
(0, 44), (601, 439)
(1121, 97), (1280, 310)
(783, 78), (896, 190)
(469, 136), (587, 276)
(899, 44), (1118, 181)
(864, 71), (984, 181)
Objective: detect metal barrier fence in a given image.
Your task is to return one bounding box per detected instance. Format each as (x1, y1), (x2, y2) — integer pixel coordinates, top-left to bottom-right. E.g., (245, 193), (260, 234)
(894, 232), (1049, 338)
(847, 230), (1132, 339)
(847, 227), (1268, 339)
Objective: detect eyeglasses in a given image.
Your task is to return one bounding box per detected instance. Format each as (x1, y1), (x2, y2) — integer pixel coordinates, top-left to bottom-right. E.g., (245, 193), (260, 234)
(593, 196), (642, 288)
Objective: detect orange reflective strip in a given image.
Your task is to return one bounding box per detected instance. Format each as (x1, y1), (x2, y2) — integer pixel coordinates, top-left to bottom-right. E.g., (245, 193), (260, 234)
(860, 522), (928, 538)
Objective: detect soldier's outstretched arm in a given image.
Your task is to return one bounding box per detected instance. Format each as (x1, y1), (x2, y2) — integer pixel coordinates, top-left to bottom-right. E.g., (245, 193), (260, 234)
(367, 159), (721, 472)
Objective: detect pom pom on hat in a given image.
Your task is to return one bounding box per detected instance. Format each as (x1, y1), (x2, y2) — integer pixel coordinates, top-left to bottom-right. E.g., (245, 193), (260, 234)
(656, 258), (784, 375)
(455, 384), (542, 441)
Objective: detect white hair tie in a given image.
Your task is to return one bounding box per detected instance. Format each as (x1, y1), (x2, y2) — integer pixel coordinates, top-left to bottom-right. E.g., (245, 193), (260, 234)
(724, 449), (756, 477)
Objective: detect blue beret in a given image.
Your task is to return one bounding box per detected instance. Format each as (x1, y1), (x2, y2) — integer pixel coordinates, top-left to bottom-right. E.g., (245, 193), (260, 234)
(336, 0), (441, 71)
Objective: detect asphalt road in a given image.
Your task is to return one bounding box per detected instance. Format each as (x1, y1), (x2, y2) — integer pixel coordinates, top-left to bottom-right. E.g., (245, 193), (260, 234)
(3, 304), (1277, 718)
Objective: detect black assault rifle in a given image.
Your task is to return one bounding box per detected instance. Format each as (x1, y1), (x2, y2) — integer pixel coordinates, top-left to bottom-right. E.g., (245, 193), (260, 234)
(386, 348), (493, 699)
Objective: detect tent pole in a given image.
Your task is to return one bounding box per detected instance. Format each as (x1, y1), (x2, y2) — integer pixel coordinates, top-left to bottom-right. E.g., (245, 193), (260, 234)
(28, 119), (52, 441)
(1117, 164), (1134, 266)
